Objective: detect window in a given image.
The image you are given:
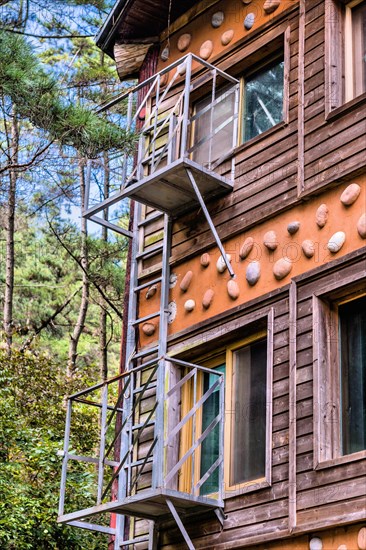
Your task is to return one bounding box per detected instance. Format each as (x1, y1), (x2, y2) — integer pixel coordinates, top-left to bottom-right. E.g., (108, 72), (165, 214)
(242, 57), (285, 142)
(344, 0), (366, 102)
(314, 290), (366, 466)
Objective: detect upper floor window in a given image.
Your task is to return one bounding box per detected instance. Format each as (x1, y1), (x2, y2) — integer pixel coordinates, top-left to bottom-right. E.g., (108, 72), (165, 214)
(344, 0), (366, 101)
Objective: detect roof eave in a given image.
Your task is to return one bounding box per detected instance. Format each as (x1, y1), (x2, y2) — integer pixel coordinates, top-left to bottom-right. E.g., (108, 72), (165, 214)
(95, 0), (132, 58)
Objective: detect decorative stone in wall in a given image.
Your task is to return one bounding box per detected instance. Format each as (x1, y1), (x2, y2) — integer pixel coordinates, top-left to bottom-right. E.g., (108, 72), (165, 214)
(142, 322), (156, 336)
(244, 13), (255, 30)
(177, 33), (192, 52)
(161, 45), (169, 61)
(263, 0), (281, 14)
(302, 239), (315, 258)
(357, 213), (366, 238)
(200, 252), (211, 267)
(199, 40), (213, 60)
(340, 183), (361, 206)
(273, 257), (292, 280)
(146, 284), (157, 299)
(168, 301), (177, 324)
(177, 62), (186, 75)
(263, 230), (278, 251)
(169, 272), (178, 288)
(212, 11), (224, 28)
(180, 270), (193, 292)
(242, 0), (252, 4)
(309, 538), (323, 550)
(239, 236), (254, 259)
(202, 288), (214, 309)
(221, 29), (234, 46)
(246, 260), (261, 286)
(216, 253), (231, 273)
(316, 204), (329, 228)
(160, 72), (168, 86)
(358, 527), (366, 550)
(327, 231), (346, 253)
(184, 299), (195, 312)
(287, 221), (300, 235)
(337, 545), (348, 550)
(227, 279), (240, 300)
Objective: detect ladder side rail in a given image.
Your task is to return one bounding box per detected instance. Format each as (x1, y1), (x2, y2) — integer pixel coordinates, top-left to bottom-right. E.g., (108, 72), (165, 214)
(180, 55), (193, 159)
(58, 398), (72, 518)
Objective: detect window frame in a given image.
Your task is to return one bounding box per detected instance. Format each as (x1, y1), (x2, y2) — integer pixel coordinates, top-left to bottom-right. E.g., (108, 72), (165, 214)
(313, 282), (366, 469)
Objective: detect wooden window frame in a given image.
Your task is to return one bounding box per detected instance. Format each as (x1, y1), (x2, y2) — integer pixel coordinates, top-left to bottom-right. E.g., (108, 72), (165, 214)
(313, 281), (366, 470)
(179, 310), (274, 498)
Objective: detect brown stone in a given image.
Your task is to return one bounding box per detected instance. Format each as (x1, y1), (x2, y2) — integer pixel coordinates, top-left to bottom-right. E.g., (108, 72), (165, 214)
(202, 289), (214, 309)
(200, 252), (211, 267)
(177, 33), (191, 52)
(239, 236), (254, 259)
(199, 40), (213, 60)
(273, 257), (292, 280)
(357, 213), (366, 238)
(180, 270), (193, 292)
(227, 279), (240, 300)
(358, 527), (366, 550)
(221, 29), (234, 46)
(340, 183), (361, 206)
(263, 230), (278, 251)
(142, 322), (156, 336)
(316, 204), (329, 228)
(302, 239), (315, 258)
(146, 284), (157, 299)
(263, 0), (280, 13)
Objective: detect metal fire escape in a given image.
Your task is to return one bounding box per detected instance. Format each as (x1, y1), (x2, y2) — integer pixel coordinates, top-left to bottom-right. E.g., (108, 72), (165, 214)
(58, 53), (239, 549)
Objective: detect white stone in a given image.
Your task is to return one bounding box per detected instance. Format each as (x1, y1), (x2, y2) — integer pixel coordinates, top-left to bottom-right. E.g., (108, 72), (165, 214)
(337, 545), (348, 550)
(216, 253), (231, 273)
(273, 257), (292, 280)
(184, 299), (195, 312)
(357, 213), (366, 238)
(246, 261), (261, 286)
(327, 231), (346, 253)
(244, 13), (255, 30)
(199, 40), (213, 60)
(340, 183), (361, 206)
(146, 285), (157, 299)
(309, 537), (323, 550)
(358, 527), (366, 550)
(169, 273), (178, 288)
(212, 11), (224, 28)
(227, 279), (240, 300)
(168, 301), (177, 324)
(161, 45), (169, 61)
(221, 29), (234, 46)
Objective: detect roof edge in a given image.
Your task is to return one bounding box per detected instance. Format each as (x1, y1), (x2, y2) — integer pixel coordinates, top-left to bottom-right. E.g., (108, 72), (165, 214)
(95, 0), (131, 58)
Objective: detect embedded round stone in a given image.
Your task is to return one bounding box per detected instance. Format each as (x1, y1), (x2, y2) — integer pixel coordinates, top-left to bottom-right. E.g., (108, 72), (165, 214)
(242, 0), (252, 3)
(358, 527), (366, 550)
(246, 261), (261, 286)
(340, 183), (361, 206)
(357, 213), (366, 238)
(309, 538), (323, 550)
(273, 257), (292, 280)
(200, 252), (211, 267)
(287, 221), (300, 235)
(184, 299), (195, 312)
(177, 33), (191, 52)
(244, 13), (255, 30)
(146, 284), (157, 299)
(239, 237), (254, 259)
(142, 322), (156, 336)
(180, 270), (193, 292)
(327, 231), (346, 253)
(212, 11), (224, 28)
(199, 40), (213, 60)
(263, 0), (281, 14)
(227, 279), (240, 300)
(337, 545), (348, 550)
(177, 62), (186, 75)
(216, 253), (231, 273)
(202, 289), (214, 309)
(263, 230), (278, 251)
(221, 29), (234, 46)
(161, 45), (169, 61)
(160, 72), (168, 86)
(302, 239), (315, 258)
(316, 204), (329, 228)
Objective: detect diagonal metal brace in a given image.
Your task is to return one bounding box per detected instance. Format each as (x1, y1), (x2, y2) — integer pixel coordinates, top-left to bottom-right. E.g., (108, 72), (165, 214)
(166, 499), (195, 550)
(214, 507), (227, 527)
(185, 168), (235, 278)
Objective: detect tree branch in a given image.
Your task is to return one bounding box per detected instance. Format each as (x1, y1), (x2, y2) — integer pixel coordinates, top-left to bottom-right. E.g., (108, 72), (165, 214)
(1, 28), (93, 39)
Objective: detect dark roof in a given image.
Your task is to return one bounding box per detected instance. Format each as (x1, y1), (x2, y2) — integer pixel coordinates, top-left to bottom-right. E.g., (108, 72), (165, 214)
(96, 0), (198, 57)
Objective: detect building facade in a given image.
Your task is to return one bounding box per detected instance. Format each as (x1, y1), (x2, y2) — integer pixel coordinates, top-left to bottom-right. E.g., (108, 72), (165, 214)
(58, 0), (366, 548)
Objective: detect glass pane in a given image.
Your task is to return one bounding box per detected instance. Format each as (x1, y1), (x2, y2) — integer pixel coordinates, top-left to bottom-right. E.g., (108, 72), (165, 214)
(230, 339), (267, 485)
(243, 59), (284, 142)
(200, 364), (225, 495)
(339, 295), (366, 455)
(352, 2), (366, 97)
(192, 86), (236, 166)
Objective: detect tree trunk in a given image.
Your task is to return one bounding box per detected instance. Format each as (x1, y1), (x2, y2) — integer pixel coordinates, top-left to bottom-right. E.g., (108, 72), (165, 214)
(99, 151), (109, 381)
(3, 111), (19, 353)
(67, 155), (89, 377)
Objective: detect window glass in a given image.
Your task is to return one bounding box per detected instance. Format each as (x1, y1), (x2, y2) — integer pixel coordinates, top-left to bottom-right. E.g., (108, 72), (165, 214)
(339, 295), (366, 455)
(230, 338), (267, 485)
(243, 59), (284, 142)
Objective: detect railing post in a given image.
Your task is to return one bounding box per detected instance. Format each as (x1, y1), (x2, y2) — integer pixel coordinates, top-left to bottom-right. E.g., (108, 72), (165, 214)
(97, 383), (108, 504)
(122, 92), (134, 185)
(180, 54), (193, 159)
(231, 82), (240, 181)
(218, 373), (225, 501)
(58, 398), (72, 517)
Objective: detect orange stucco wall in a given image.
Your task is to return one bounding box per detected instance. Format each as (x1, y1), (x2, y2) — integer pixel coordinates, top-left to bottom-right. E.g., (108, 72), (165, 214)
(138, 175), (366, 345)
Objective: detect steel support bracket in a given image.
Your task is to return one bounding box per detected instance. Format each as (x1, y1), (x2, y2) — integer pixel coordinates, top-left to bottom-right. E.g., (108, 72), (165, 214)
(214, 507), (227, 527)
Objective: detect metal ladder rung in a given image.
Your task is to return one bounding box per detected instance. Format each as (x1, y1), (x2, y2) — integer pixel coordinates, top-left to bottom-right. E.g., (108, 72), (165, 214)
(138, 211), (164, 228)
(134, 276), (162, 292)
(136, 243), (164, 260)
(131, 311), (160, 326)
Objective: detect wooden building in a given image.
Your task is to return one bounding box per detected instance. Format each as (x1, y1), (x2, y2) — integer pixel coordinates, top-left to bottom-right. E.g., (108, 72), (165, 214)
(58, 0), (366, 548)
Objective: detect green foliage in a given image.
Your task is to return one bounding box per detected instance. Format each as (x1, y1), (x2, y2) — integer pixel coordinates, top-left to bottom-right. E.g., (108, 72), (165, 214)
(0, 350), (107, 549)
